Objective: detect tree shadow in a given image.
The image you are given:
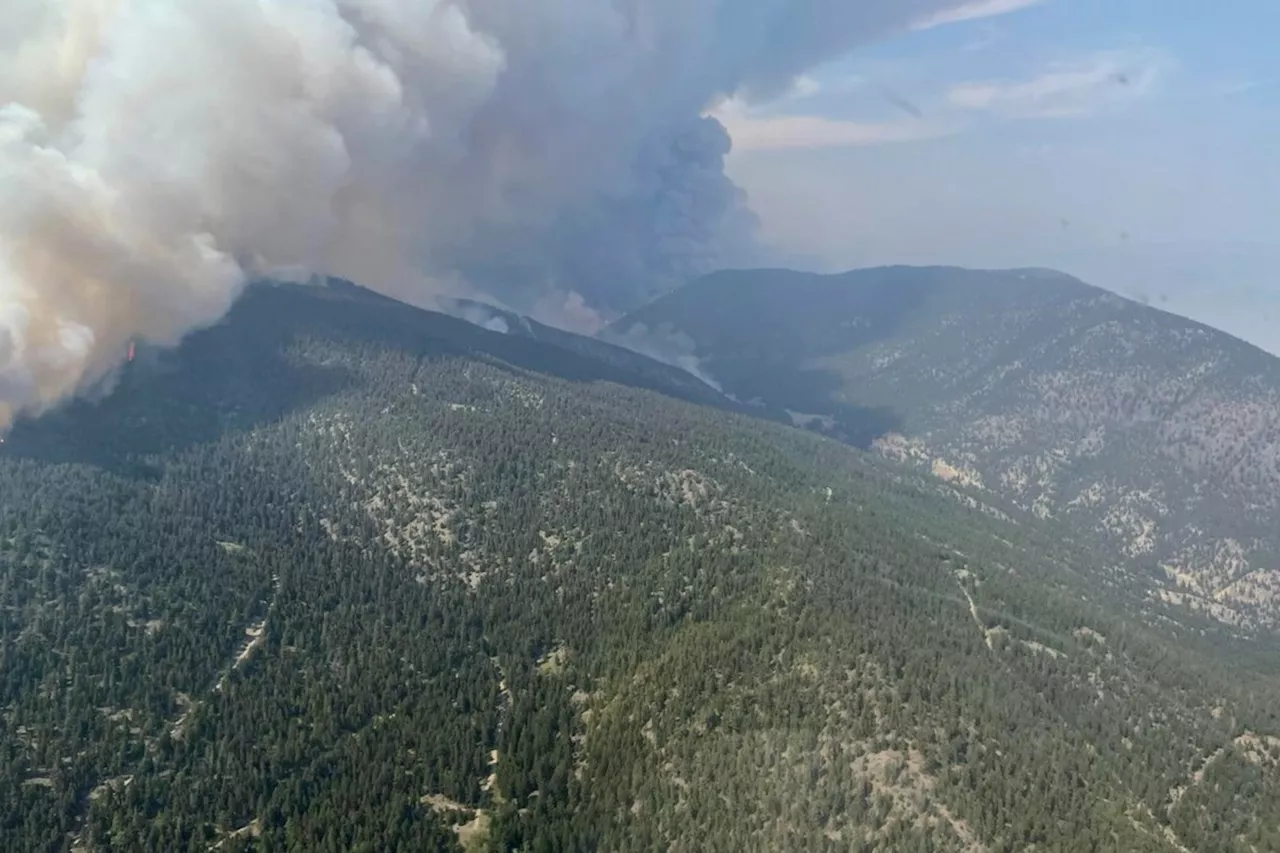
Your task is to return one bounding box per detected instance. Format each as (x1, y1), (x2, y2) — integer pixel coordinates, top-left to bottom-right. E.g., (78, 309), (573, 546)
(733, 367), (905, 450)
(3, 324), (356, 479)
(1, 280), (775, 474)
(618, 266), (960, 448)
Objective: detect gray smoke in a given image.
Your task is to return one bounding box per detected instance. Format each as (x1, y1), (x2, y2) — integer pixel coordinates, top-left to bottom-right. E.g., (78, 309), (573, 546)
(0, 0), (994, 428)
(602, 320), (724, 392)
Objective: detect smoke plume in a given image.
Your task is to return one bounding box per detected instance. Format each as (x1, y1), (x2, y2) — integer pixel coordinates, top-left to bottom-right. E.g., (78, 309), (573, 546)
(602, 320), (724, 393)
(1, 0), (987, 427)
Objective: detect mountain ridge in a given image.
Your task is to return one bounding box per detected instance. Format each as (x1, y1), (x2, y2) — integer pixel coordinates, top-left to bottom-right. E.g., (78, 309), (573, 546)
(615, 265), (1280, 631)
(5, 276), (1280, 850)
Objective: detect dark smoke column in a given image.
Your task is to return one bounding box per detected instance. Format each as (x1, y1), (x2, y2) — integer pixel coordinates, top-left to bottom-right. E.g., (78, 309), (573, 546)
(459, 115), (758, 319)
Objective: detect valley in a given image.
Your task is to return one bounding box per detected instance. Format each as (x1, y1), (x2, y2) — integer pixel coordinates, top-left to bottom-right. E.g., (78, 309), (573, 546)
(617, 266), (1280, 633)
(1, 279), (1279, 851)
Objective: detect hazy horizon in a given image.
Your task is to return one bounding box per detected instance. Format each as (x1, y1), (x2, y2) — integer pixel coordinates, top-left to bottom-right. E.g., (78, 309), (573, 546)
(720, 0), (1280, 354)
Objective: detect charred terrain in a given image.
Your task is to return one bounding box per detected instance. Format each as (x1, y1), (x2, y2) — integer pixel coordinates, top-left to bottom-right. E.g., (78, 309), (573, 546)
(3, 279), (1280, 852)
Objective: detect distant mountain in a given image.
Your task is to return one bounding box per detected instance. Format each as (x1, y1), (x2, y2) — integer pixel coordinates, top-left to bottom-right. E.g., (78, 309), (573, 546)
(6, 277), (1280, 851)
(615, 266), (1280, 630)
(435, 295), (748, 410)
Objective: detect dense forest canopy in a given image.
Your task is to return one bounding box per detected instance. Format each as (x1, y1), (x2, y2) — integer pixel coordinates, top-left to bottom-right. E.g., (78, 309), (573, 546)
(3, 281), (1279, 852)
(616, 266), (1280, 631)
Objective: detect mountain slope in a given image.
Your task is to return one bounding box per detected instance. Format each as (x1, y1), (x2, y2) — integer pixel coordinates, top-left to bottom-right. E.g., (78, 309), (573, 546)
(3, 280), (1280, 851)
(439, 295), (740, 408)
(615, 266), (1280, 630)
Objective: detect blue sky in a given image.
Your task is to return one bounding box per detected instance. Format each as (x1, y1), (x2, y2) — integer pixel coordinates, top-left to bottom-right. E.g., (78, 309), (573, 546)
(719, 0), (1280, 352)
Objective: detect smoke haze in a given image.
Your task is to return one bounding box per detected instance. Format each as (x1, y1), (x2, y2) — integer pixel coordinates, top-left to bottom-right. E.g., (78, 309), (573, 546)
(0, 0), (984, 428)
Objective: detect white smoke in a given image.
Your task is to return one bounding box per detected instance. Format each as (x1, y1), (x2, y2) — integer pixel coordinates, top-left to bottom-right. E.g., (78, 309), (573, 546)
(603, 320), (724, 393)
(0, 0), (996, 428)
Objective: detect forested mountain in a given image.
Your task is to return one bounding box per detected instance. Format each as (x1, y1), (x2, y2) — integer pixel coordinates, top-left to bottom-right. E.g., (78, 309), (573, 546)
(437, 295), (736, 410)
(4, 279), (1280, 852)
(615, 266), (1280, 632)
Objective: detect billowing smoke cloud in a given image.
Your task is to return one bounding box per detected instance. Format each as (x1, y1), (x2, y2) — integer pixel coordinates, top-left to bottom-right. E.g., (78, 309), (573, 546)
(602, 320), (724, 393)
(0, 0), (989, 428)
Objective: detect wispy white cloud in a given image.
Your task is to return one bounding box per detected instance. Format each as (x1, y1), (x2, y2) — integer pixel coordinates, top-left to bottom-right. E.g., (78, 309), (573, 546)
(719, 112), (954, 152)
(717, 40), (1167, 153)
(713, 58), (947, 152)
(790, 74), (824, 99)
(947, 50), (1166, 118)
(911, 0), (1046, 31)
